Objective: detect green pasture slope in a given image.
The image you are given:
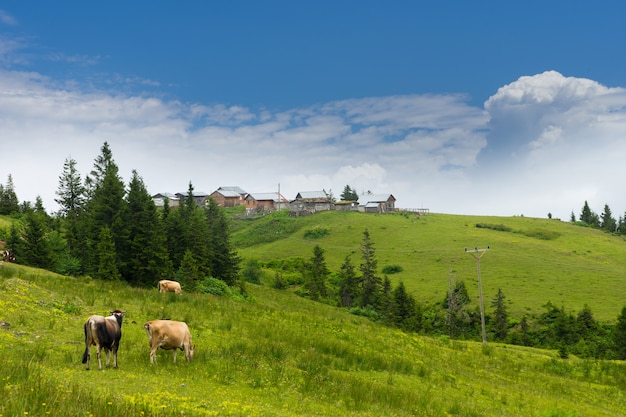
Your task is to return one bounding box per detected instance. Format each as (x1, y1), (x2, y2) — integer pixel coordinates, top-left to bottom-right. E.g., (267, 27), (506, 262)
(1, 263), (625, 416)
(232, 210), (626, 321)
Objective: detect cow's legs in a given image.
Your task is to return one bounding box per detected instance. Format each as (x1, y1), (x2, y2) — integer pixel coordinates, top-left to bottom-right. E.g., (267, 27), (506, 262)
(104, 348), (111, 368)
(150, 347), (158, 364)
(84, 347), (91, 370)
(96, 346), (103, 370)
(173, 349), (178, 363)
(112, 346), (119, 368)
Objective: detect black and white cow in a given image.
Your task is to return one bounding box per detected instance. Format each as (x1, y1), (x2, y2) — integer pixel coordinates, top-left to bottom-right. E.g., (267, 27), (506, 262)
(82, 310), (125, 370)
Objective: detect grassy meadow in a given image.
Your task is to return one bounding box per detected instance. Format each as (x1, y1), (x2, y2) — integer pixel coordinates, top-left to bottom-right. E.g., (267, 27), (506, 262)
(231, 210), (626, 321)
(1, 261), (626, 416)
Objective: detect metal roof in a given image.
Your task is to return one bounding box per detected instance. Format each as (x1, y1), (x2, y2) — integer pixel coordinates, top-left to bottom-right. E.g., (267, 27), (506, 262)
(212, 189), (241, 198)
(361, 194), (395, 203)
(217, 186), (247, 195)
(295, 191), (329, 200)
(246, 192), (284, 202)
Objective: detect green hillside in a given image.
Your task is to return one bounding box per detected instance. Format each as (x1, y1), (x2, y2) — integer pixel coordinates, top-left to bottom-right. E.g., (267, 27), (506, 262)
(231, 210), (626, 321)
(1, 263), (625, 416)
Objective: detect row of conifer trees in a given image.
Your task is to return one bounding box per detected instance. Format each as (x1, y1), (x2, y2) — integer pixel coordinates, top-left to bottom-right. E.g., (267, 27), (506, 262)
(0, 142), (240, 288)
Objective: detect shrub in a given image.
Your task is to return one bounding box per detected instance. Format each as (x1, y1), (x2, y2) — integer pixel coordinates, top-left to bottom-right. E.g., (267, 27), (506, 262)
(198, 277), (231, 297)
(475, 223), (512, 232)
(382, 264), (403, 274)
(303, 227), (330, 239)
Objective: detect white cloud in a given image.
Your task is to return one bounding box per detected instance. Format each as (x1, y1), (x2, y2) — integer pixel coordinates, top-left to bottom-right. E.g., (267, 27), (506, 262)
(0, 10), (17, 26)
(0, 68), (625, 220)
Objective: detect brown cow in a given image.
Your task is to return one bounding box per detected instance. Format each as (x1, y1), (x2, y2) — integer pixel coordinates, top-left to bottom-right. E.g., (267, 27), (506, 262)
(143, 319), (195, 364)
(82, 310), (125, 370)
(158, 279), (182, 294)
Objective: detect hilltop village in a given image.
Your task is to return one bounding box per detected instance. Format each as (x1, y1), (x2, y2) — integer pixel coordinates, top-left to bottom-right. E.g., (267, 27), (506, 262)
(153, 186), (428, 216)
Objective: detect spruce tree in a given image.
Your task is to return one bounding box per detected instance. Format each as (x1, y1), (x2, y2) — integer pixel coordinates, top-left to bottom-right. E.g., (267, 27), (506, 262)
(177, 249), (202, 291)
(491, 288), (509, 341)
(392, 281), (415, 330)
(359, 229), (381, 308)
(580, 201), (593, 224)
(205, 197), (240, 285)
(82, 143), (126, 275)
(119, 170), (172, 286)
(576, 304), (597, 339)
(95, 227), (121, 280)
(0, 174), (20, 215)
(337, 255), (358, 307)
(445, 280), (470, 338)
(306, 244), (329, 300)
(19, 210), (53, 269)
(614, 306), (626, 360)
(340, 185), (358, 201)
(600, 204), (616, 233)
(55, 157), (86, 258)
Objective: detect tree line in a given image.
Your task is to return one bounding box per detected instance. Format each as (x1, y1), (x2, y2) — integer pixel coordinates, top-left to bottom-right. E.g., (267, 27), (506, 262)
(245, 229), (626, 360)
(0, 142), (240, 291)
(568, 200), (626, 234)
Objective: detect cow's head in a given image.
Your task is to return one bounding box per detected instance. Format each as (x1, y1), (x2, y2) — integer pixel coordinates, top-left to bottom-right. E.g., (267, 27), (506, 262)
(109, 310), (125, 325)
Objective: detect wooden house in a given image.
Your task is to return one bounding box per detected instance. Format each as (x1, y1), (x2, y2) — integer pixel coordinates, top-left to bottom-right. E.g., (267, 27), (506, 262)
(245, 192), (288, 214)
(152, 192), (180, 208)
(290, 191), (333, 214)
(210, 186), (247, 207)
(358, 194), (396, 213)
(175, 191), (210, 207)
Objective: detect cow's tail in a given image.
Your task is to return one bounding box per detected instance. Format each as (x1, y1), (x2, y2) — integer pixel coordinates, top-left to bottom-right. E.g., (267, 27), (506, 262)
(81, 320), (90, 364)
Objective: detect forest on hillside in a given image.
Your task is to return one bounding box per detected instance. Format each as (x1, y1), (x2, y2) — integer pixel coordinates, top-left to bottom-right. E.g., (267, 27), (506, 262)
(2, 142), (626, 361)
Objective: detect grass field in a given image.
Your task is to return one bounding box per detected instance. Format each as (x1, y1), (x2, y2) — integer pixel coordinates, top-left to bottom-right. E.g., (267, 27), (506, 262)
(1, 261), (626, 416)
(232, 211), (626, 321)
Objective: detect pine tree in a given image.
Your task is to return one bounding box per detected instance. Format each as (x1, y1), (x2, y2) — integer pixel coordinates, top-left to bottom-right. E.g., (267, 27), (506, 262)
(600, 204), (616, 233)
(118, 170), (172, 286)
(576, 304), (597, 339)
(379, 276), (394, 323)
(392, 281), (415, 330)
(95, 227), (121, 280)
(306, 245), (329, 300)
(445, 280), (470, 338)
(338, 255), (358, 307)
(55, 157), (86, 257)
(177, 249), (202, 291)
(491, 288), (509, 341)
(359, 229), (381, 308)
(580, 201), (593, 224)
(520, 315), (531, 346)
(614, 306), (626, 360)
(82, 143), (126, 275)
(205, 197), (240, 285)
(0, 174), (20, 215)
(340, 185), (358, 201)
(19, 210), (53, 269)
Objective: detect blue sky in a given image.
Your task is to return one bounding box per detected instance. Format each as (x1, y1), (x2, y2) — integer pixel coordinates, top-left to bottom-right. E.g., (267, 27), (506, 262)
(1, 1), (625, 219)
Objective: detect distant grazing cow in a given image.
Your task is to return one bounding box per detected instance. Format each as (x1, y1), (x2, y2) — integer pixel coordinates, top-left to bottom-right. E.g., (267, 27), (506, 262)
(158, 279), (182, 294)
(82, 310), (125, 370)
(143, 319), (195, 364)
(2, 250), (15, 263)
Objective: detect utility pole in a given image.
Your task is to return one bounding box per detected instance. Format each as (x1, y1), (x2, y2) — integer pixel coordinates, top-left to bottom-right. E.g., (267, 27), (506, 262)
(465, 246), (490, 346)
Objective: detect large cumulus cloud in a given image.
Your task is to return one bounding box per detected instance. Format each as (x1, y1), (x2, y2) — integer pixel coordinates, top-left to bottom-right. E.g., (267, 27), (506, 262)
(1, 69), (625, 219)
